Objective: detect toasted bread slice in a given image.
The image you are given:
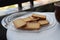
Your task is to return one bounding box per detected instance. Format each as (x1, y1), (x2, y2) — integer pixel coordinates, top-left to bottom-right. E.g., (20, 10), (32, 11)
(13, 19), (26, 29)
(22, 22), (40, 30)
(38, 20), (49, 26)
(32, 14), (46, 20)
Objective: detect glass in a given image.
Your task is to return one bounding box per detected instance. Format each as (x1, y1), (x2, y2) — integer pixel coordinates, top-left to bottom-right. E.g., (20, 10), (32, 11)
(54, 1), (60, 23)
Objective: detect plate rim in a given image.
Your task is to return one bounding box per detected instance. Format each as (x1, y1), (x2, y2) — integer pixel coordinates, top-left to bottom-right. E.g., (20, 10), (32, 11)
(1, 12), (56, 29)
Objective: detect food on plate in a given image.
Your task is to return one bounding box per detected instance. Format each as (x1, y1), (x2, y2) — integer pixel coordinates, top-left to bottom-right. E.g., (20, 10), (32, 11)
(13, 19), (26, 29)
(22, 22), (40, 30)
(23, 17), (33, 22)
(38, 20), (49, 26)
(32, 14), (46, 20)
(23, 16), (39, 22)
(13, 14), (49, 30)
(30, 16), (40, 21)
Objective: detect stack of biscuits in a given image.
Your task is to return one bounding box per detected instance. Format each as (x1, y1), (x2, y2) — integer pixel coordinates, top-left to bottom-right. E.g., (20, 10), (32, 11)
(13, 14), (49, 30)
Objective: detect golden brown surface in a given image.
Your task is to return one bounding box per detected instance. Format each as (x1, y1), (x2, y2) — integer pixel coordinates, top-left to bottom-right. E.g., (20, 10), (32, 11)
(32, 14), (46, 20)
(23, 17), (33, 22)
(13, 19), (26, 29)
(23, 22), (40, 30)
(38, 20), (49, 26)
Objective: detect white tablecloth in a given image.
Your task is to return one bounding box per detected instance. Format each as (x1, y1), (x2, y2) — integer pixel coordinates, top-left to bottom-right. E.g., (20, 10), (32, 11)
(7, 12), (60, 40)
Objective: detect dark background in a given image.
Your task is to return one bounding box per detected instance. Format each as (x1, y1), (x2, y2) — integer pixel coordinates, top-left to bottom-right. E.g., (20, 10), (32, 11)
(0, 0), (33, 7)
(0, 16), (7, 40)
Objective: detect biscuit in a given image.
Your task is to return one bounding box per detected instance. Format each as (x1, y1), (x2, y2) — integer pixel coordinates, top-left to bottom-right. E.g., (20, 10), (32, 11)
(32, 14), (46, 20)
(31, 16), (40, 21)
(22, 22), (41, 30)
(13, 19), (26, 29)
(38, 20), (49, 26)
(23, 17), (33, 22)
(13, 14), (49, 30)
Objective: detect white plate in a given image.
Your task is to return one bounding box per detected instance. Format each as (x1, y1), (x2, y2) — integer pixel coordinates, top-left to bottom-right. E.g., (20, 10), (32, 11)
(1, 17), (8, 29)
(7, 12), (58, 40)
(6, 12), (56, 32)
(1, 12), (56, 31)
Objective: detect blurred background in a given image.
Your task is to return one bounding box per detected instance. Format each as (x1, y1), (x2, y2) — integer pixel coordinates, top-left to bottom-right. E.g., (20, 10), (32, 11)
(0, 0), (59, 16)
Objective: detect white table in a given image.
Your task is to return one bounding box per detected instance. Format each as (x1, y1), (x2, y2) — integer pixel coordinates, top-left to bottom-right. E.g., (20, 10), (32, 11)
(7, 12), (60, 40)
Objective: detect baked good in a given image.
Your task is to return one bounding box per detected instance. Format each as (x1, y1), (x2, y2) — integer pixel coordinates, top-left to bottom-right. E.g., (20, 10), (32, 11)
(32, 14), (46, 20)
(23, 17), (33, 22)
(13, 14), (49, 30)
(23, 16), (39, 22)
(22, 22), (41, 30)
(30, 16), (40, 21)
(38, 20), (49, 26)
(13, 19), (26, 29)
